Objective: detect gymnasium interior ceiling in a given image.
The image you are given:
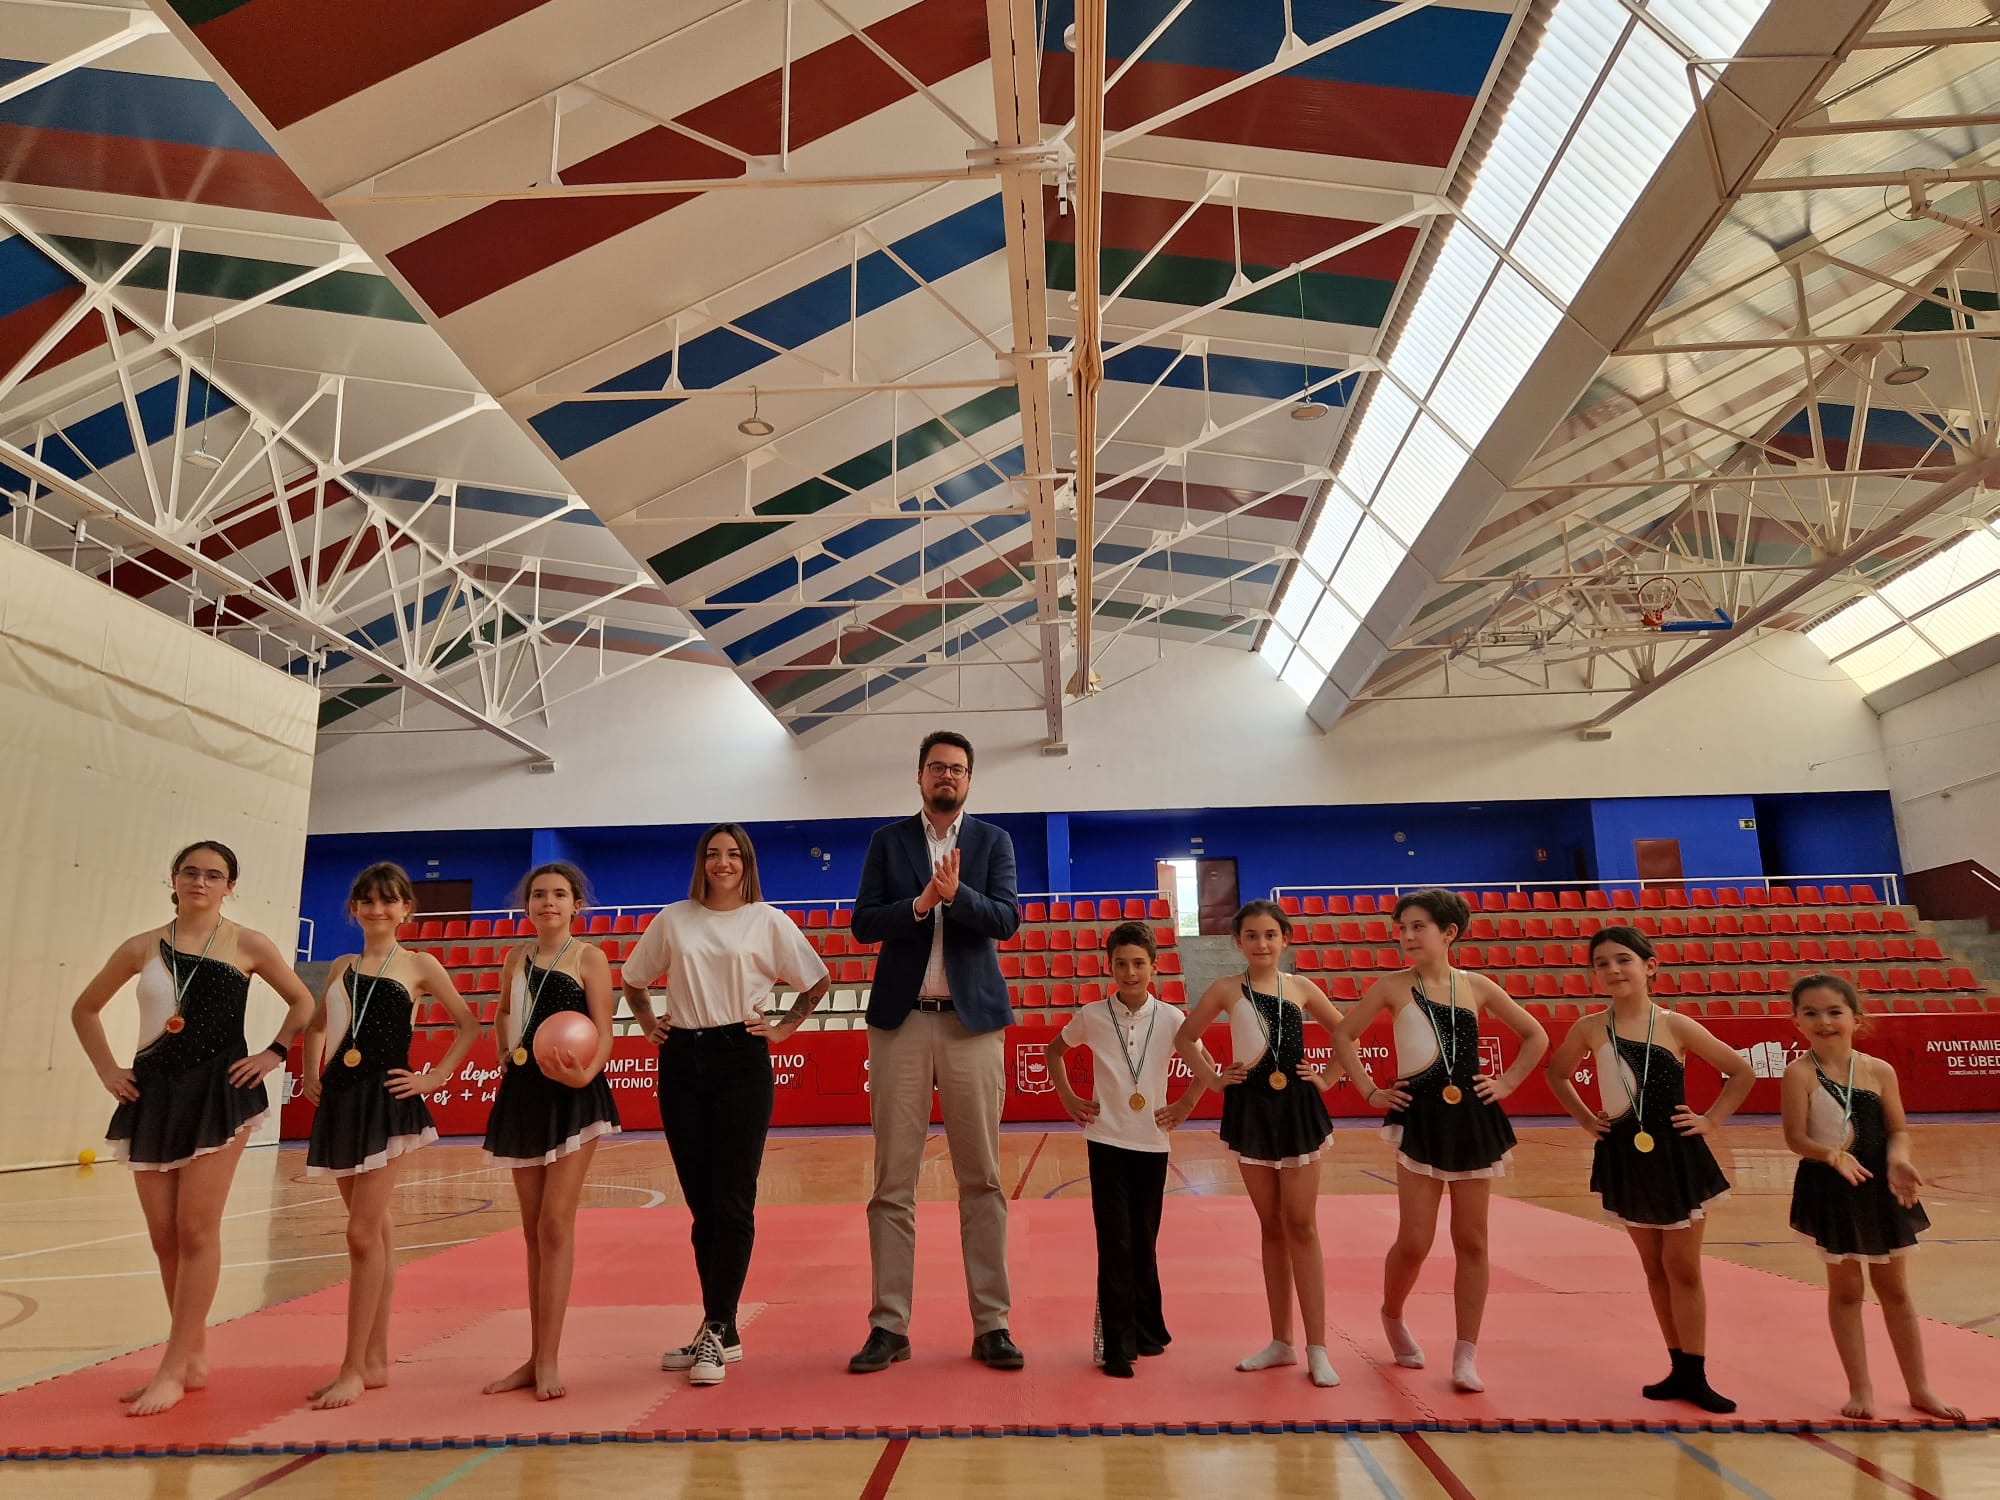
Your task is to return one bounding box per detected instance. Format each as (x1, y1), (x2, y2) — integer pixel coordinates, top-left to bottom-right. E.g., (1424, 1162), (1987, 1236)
(2, 0), (1999, 762)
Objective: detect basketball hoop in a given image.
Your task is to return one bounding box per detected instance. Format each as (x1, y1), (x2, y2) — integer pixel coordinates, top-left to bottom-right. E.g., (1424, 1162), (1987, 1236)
(1636, 577), (1678, 629)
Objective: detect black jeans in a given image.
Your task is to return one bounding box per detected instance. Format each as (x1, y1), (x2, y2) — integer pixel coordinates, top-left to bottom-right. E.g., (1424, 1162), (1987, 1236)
(1086, 1140), (1171, 1361)
(659, 1025), (774, 1329)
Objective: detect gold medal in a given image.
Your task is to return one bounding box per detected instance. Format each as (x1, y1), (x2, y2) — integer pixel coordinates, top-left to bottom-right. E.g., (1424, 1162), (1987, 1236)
(512, 1046), (529, 1067)
(164, 1015), (185, 1034)
(342, 1047), (362, 1068)
(1129, 1091), (1146, 1111)
(1269, 1071), (1288, 1091)
(1633, 1130), (1655, 1154)
(1441, 1083), (1463, 1105)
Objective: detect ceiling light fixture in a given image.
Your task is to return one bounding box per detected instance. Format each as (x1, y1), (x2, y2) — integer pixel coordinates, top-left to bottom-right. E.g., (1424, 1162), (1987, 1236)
(184, 323), (224, 468)
(1290, 270), (1329, 420)
(1884, 339), (1929, 386)
(737, 387), (775, 438)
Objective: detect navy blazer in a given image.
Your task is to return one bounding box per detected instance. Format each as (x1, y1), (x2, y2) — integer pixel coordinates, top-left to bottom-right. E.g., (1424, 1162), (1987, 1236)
(851, 814), (1020, 1034)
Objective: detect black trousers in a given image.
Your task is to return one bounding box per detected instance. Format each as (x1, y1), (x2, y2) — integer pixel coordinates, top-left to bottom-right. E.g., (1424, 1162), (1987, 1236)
(1087, 1140), (1171, 1360)
(659, 1025), (774, 1329)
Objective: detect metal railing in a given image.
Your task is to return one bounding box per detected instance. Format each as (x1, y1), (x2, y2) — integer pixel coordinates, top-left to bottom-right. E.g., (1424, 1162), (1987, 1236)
(1269, 872), (1905, 907)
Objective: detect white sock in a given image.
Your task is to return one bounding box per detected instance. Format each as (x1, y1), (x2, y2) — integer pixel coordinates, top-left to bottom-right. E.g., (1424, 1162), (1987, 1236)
(1307, 1345), (1341, 1388)
(1236, 1340), (1296, 1371)
(1382, 1310), (1425, 1369)
(1452, 1339), (1483, 1393)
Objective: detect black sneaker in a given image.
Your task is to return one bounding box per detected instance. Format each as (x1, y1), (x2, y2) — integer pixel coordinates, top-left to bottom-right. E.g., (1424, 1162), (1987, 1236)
(847, 1327), (911, 1374)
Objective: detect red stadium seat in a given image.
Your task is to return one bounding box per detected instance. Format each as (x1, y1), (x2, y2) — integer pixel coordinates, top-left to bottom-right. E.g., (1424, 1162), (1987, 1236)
(1540, 943), (1567, 967)
(1796, 913), (1826, 935)
(1532, 974), (1561, 998)
(1503, 974), (1530, 998)
(1743, 887), (1768, 907)
(1881, 910), (1910, 932)
(1586, 891), (1610, 911)
(1851, 910), (1882, 933)
(1051, 929), (1073, 952)
(1072, 899), (1097, 921)
(1664, 889), (1689, 909)
(1024, 930), (1047, 953)
(1311, 922), (1337, 945)
(1525, 1002), (1554, 1022)
(1944, 968), (1977, 991)
(1655, 941), (1682, 965)
(443, 919), (469, 939)
(1513, 945), (1541, 969)
(1376, 948), (1403, 968)
(1738, 972), (1770, 995)
(1118, 900), (1143, 919)
(1350, 949), (1378, 972)
(1506, 892), (1531, 912)
(1822, 885), (1851, 905)
(1365, 920), (1392, 943)
(834, 907), (853, 927)
(1294, 950), (1322, 972)
(1680, 972), (1710, 996)
(1911, 937), (1944, 960)
(1079, 984), (1105, 1007)
(1533, 891), (1559, 911)
(1153, 927), (1176, 948)
(1301, 896), (1327, 916)
(1321, 949), (1347, 971)
(472, 945), (496, 967)
(453, 972), (475, 995)
(1770, 887), (1796, 906)
(1485, 945), (1511, 969)
(1330, 977), (1361, 1001)
(1856, 969), (1891, 993)
(1953, 996), (1983, 1013)
(1741, 913), (1770, 935)
(1563, 973), (1592, 998)
(1355, 895), (1380, 915)
(1611, 890), (1637, 910)
(1149, 900), (1171, 920)
(1854, 939), (1884, 963)
(1000, 955), (1023, 980)
(396, 922), (420, 941)
(1719, 888), (1743, 907)
(1713, 940), (1741, 965)
(1525, 918), (1551, 940)
(1709, 972), (1738, 995)
(1824, 912), (1854, 934)
(1023, 902), (1048, 923)
(1051, 955), (1075, 980)
(477, 971), (500, 993)
(1498, 918), (1524, 941)
(1024, 955), (1048, 980)
(1553, 917), (1579, 939)
(1050, 902), (1072, 922)
(1852, 884), (1880, 904)
(1703, 1000), (1732, 1017)
(1328, 896), (1353, 915)
(1640, 889), (1664, 909)
(1690, 889), (1714, 909)
(1157, 953), (1182, 975)
(1278, 896), (1302, 916)
(1020, 985), (1047, 1009)
(1653, 972), (1680, 996)
(419, 920), (445, 940)
(445, 946), (469, 968)
(1163, 981), (1188, 1004)
(1559, 891), (1583, 910)
(608, 915), (634, 935)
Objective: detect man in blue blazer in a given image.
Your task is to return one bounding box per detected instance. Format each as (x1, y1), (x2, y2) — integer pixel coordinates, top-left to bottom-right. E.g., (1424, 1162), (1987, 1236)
(846, 730), (1024, 1374)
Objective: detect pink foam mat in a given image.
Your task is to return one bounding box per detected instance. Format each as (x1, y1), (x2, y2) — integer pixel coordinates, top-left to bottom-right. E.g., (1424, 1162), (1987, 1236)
(1, 1198), (1991, 1456)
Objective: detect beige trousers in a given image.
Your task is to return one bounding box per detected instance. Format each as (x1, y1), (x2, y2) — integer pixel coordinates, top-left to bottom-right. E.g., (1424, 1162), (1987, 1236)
(865, 1011), (1010, 1336)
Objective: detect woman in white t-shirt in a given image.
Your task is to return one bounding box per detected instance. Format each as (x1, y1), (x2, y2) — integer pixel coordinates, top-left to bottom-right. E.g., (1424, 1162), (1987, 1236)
(620, 824), (829, 1386)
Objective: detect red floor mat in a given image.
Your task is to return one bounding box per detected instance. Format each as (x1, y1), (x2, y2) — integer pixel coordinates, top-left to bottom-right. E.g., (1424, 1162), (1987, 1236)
(1, 1197), (1991, 1455)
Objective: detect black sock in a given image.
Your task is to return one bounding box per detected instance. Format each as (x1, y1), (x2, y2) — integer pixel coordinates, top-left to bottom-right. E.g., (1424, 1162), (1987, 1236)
(1678, 1353), (1736, 1415)
(1642, 1347), (1685, 1400)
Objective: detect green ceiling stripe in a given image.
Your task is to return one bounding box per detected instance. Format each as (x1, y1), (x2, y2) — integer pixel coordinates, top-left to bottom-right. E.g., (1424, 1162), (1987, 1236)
(762, 581), (1027, 708)
(1046, 243), (1392, 328)
(167, 0), (256, 26)
(52, 237), (422, 323)
(643, 387), (1020, 584)
(1896, 287), (1999, 334)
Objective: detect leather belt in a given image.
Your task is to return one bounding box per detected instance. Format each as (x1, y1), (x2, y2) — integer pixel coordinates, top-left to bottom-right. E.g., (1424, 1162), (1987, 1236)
(914, 997), (955, 1013)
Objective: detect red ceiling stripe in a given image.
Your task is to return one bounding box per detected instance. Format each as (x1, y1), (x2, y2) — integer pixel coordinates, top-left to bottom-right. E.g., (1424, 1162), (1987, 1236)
(388, 0), (990, 319)
(1041, 61), (1472, 170)
(1044, 187), (1416, 283)
(0, 286), (93, 378)
(192, 0), (555, 132)
(0, 123), (330, 219)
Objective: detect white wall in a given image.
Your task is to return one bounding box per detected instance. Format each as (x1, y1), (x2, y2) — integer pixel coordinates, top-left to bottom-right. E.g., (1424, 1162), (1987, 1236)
(309, 629), (1888, 833)
(0, 538), (317, 1169)
(1881, 659), (2000, 875)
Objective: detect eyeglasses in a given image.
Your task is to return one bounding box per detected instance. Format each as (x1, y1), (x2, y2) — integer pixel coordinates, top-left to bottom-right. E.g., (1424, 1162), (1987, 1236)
(175, 867), (232, 885)
(923, 762), (971, 780)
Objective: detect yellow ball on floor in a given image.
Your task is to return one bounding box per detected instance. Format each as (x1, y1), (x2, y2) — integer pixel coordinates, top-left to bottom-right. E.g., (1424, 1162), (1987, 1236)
(77, 1147), (96, 1166)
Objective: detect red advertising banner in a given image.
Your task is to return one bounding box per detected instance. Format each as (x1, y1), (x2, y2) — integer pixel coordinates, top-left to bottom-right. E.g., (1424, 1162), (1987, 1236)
(278, 1013), (2000, 1140)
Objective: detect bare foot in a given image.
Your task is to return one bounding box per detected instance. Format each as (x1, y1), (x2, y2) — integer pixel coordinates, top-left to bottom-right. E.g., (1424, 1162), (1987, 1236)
(534, 1364), (565, 1401)
(1840, 1390), (1875, 1420)
(125, 1375), (187, 1417)
(309, 1371), (369, 1410)
(482, 1360), (536, 1395)
(123, 1358), (204, 1403)
(1910, 1389), (1965, 1421)
(307, 1363), (387, 1401)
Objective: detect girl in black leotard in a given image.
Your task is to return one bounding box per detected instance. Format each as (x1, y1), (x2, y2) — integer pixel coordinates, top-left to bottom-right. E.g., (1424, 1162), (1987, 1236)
(299, 862), (479, 1410)
(1782, 974), (1962, 1422)
(480, 861), (620, 1402)
(70, 840), (315, 1417)
(1544, 926), (1753, 1416)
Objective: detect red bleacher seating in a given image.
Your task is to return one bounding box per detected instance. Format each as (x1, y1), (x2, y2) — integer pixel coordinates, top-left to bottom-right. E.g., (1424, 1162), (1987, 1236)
(1023, 902), (1047, 922)
(1327, 895), (1353, 915)
(443, 919), (469, 939)
(1295, 951), (1321, 972)
(1050, 929), (1073, 951)
(1822, 885), (1849, 904)
(1503, 975), (1530, 998)
(1163, 981), (1188, 1004)
(1278, 896), (1302, 916)
(1945, 968), (1977, 991)
(1353, 895), (1379, 915)
(477, 972), (500, 993)
(1073, 899), (1097, 921)
(1301, 896), (1326, 916)
(1050, 901), (1072, 922)
(1024, 930), (1047, 952)
(1534, 891), (1559, 911)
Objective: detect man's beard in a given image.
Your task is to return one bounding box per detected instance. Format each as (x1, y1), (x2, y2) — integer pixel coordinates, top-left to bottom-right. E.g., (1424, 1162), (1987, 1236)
(926, 787), (962, 814)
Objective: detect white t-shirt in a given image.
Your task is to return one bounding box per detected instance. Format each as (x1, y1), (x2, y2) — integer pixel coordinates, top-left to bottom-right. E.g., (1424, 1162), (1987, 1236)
(622, 901), (830, 1028)
(1060, 995), (1185, 1153)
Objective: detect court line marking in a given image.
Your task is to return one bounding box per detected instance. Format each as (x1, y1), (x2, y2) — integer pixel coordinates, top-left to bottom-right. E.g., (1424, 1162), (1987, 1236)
(1341, 1431), (1406, 1499)
(1399, 1430), (1478, 1499)
(0, 1237), (487, 1284)
(1796, 1431), (1944, 1500)
(407, 1445), (507, 1498)
(1010, 1134), (1049, 1199)
(215, 1451), (324, 1498)
(858, 1435), (909, 1500)
(1654, 1431), (1780, 1499)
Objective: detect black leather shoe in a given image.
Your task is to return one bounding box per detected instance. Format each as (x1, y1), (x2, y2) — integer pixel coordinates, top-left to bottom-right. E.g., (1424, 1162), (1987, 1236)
(847, 1327), (911, 1374)
(1136, 1336), (1168, 1357)
(971, 1329), (1025, 1369)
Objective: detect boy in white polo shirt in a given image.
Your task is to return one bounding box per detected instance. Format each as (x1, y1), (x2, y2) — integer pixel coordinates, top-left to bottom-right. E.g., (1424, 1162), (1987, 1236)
(1047, 920), (1210, 1378)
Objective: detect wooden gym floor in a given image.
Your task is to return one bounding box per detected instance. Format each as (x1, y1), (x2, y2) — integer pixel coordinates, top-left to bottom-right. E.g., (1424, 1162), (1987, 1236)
(1, 1117), (1995, 1498)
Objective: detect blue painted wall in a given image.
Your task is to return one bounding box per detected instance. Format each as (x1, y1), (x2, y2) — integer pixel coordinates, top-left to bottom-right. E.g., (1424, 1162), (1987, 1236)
(1589, 796), (1763, 883)
(297, 792), (1898, 952)
(1752, 792), (1902, 882)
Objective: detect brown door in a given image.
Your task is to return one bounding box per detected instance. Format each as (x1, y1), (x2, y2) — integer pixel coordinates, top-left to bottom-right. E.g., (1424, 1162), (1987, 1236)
(1633, 839), (1685, 893)
(1196, 858), (1240, 936)
(413, 879), (474, 915)
(1155, 861), (1180, 925)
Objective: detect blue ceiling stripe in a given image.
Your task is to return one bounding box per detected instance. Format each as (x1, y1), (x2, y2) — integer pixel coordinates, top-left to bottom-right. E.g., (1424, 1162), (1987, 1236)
(0, 372), (230, 493)
(695, 447), (1024, 614)
(1056, 533), (1282, 586)
(1103, 343), (1359, 402)
(1777, 405), (1949, 450)
(348, 471), (602, 526)
(0, 58), (274, 154)
(791, 597), (1041, 732)
(0, 232), (75, 319)
(1038, 1), (1507, 98)
(529, 196), (1007, 459)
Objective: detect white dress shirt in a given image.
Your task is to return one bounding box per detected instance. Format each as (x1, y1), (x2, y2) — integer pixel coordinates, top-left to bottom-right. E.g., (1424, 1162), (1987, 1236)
(915, 810), (962, 999)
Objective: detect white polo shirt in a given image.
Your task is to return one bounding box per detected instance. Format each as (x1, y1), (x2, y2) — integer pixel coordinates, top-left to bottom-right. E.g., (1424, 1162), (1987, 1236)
(622, 900), (828, 1028)
(1060, 994), (1184, 1153)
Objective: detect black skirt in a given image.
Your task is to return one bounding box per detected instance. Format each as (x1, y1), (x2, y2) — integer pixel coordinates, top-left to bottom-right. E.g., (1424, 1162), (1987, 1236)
(306, 970), (437, 1177)
(107, 945), (266, 1170)
(1220, 1077), (1332, 1164)
(108, 1050), (267, 1171)
(1789, 1085), (1929, 1262)
(1383, 1057), (1515, 1180)
(482, 962), (620, 1167)
(1590, 1112), (1731, 1229)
